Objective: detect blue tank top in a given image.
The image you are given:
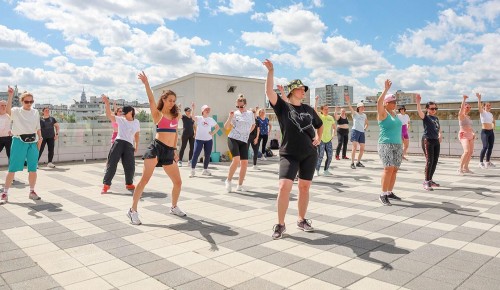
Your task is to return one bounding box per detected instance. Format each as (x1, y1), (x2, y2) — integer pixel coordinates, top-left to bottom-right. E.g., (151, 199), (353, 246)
(378, 111), (402, 144)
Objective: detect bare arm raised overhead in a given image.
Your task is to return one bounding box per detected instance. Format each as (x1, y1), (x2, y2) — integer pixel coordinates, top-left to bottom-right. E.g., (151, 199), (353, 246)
(415, 94), (425, 119)
(138, 71), (162, 123)
(344, 95), (356, 117)
(458, 95), (468, 120)
(476, 93), (483, 114)
(6, 86), (13, 115)
(101, 95), (116, 123)
(376, 79), (392, 121)
(263, 59), (278, 106)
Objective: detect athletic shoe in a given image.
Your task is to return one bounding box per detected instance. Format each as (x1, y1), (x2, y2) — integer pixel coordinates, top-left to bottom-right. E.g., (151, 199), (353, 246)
(335, 155), (340, 160)
(457, 169), (464, 175)
(101, 184), (110, 194)
(356, 162), (365, 167)
(178, 161), (183, 167)
(423, 181), (433, 191)
(170, 206), (187, 217)
(323, 170), (333, 176)
(260, 156), (267, 161)
(29, 191), (41, 200)
(253, 165), (260, 170)
(297, 219), (314, 232)
(47, 162), (56, 168)
(272, 224), (286, 240)
(486, 162), (496, 168)
(127, 209), (142, 225)
(387, 192), (401, 200)
(379, 195), (392, 206)
(342, 156), (349, 159)
(0, 193), (8, 205)
(479, 162), (486, 169)
(236, 185), (246, 192)
(430, 180), (440, 187)
(225, 179), (232, 193)
(315, 170), (320, 177)
(125, 184), (135, 190)
(464, 169), (474, 174)
(350, 163), (356, 169)
(189, 169), (195, 178)
(201, 169), (211, 176)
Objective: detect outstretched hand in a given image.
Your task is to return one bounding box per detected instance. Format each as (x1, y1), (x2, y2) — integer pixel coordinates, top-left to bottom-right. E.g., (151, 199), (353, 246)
(344, 94), (350, 103)
(476, 92), (481, 100)
(7, 86), (13, 96)
(385, 79), (392, 91)
(415, 94), (421, 103)
(463, 95), (468, 100)
(263, 59), (274, 71)
(138, 71), (149, 85)
(101, 94), (109, 103)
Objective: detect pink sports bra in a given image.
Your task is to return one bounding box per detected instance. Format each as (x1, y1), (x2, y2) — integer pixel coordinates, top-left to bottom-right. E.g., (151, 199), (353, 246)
(156, 116), (178, 133)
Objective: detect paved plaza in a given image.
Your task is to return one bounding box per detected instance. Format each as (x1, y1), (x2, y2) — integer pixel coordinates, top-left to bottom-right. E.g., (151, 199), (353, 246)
(0, 153), (499, 289)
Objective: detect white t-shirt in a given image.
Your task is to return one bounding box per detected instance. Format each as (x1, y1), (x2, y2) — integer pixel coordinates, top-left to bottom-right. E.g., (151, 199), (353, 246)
(352, 113), (367, 132)
(11, 107), (40, 135)
(115, 116), (140, 145)
(397, 114), (410, 126)
(0, 114), (11, 137)
(228, 110), (254, 142)
(194, 116), (217, 141)
(480, 111), (494, 124)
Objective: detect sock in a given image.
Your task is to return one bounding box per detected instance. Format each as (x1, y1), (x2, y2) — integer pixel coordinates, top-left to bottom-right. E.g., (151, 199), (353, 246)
(3, 188), (8, 194)
(30, 187), (34, 192)
(381, 191), (386, 196)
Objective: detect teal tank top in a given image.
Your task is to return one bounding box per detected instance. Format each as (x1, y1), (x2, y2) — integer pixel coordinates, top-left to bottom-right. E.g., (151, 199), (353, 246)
(378, 111), (403, 144)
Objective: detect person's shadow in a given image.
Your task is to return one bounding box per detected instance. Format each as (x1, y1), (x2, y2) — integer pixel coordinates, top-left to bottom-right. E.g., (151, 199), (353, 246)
(394, 201), (486, 218)
(105, 191), (167, 200)
(445, 186), (494, 197)
(38, 167), (70, 172)
(142, 216), (238, 251)
(288, 230), (409, 270)
(9, 201), (63, 219)
(310, 180), (349, 193)
(233, 190), (297, 201)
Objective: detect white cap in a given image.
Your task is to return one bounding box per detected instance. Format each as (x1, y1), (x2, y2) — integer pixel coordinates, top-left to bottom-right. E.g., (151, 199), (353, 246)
(201, 105), (210, 112)
(356, 102), (365, 108)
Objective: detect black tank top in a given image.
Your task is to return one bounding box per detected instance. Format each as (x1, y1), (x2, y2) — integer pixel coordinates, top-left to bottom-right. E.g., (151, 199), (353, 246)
(337, 116), (349, 125)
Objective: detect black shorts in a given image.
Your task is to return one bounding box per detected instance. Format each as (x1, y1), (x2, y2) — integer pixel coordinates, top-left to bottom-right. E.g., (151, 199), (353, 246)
(228, 137), (249, 160)
(142, 139), (175, 167)
(279, 153), (317, 181)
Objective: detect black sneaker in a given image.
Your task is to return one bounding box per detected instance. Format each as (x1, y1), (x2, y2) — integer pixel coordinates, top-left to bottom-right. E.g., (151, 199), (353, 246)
(272, 224), (286, 239)
(350, 163), (356, 169)
(356, 162), (365, 167)
(430, 180), (440, 187)
(387, 192), (401, 200)
(379, 195), (392, 206)
(297, 219), (314, 232)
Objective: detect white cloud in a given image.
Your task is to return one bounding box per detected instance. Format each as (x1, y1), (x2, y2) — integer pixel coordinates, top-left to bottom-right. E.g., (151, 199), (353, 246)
(343, 16), (353, 23)
(218, 0), (255, 15)
(0, 24), (59, 56)
(311, 0), (323, 8)
(64, 38), (97, 59)
(241, 31), (280, 50)
(205, 52), (264, 77)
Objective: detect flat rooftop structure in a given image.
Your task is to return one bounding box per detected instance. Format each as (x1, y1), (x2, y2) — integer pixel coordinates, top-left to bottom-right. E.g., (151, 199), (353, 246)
(0, 153), (499, 289)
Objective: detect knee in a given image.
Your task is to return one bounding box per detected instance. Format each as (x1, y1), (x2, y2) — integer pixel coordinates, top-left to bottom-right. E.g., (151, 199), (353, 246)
(174, 178), (182, 188)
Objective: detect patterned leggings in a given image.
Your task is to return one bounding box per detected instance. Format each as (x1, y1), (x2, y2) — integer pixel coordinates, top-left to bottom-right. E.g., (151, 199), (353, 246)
(316, 140), (333, 171)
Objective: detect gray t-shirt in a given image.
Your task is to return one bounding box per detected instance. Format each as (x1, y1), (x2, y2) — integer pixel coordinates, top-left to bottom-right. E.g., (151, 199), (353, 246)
(352, 113), (367, 132)
(228, 110), (254, 143)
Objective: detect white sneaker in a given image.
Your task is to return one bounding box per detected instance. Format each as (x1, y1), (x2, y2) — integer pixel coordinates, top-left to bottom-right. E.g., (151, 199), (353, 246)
(189, 169), (195, 178)
(170, 206), (186, 217)
(202, 169), (211, 176)
(236, 185), (246, 192)
(225, 179), (232, 193)
(323, 170), (333, 176)
(253, 165), (260, 170)
(178, 161), (183, 167)
(479, 162), (486, 169)
(487, 162), (496, 168)
(127, 209), (142, 225)
(47, 162), (55, 168)
(260, 156), (267, 161)
(315, 170), (320, 177)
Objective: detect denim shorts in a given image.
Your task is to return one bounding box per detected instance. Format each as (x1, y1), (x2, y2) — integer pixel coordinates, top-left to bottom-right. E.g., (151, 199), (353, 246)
(350, 129), (365, 144)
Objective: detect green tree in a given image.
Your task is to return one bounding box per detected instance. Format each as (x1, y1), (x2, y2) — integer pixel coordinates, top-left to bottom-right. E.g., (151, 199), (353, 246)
(136, 110), (152, 122)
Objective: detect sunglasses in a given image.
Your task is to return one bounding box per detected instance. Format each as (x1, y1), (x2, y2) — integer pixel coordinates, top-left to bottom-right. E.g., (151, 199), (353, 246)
(428, 107), (438, 111)
(236, 105), (245, 109)
(23, 100), (34, 104)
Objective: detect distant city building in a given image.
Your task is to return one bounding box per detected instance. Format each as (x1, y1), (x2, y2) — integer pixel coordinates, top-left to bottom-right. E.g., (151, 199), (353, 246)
(364, 90), (418, 105)
(0, 85), (21, 107)
(34, 103), (70, 115)
(315, 84), (352, 106)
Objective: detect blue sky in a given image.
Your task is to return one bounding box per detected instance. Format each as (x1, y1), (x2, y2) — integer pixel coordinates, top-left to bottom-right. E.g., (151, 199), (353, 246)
(0, 0), (499, 105)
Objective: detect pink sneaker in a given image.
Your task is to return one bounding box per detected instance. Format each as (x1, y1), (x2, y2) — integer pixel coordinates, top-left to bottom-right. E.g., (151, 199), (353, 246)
(29, 191), (41, 200)
(0, 193), (8, 205)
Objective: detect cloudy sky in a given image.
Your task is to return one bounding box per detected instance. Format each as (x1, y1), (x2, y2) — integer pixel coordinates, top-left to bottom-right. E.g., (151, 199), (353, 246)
(0, 0), (499, 105)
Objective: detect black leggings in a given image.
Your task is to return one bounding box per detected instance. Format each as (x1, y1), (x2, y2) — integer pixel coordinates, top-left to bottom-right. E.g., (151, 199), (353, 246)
(336, 128), (349, 157)
(39, 137), (55, 162)
(249, 136), (259, 166)
(480, 129), (495, 162)
(0, 136), (12, 158)
(259, 134), (269, 154)
(179, 134), (194, 161)
(421, 138), (440, 181)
